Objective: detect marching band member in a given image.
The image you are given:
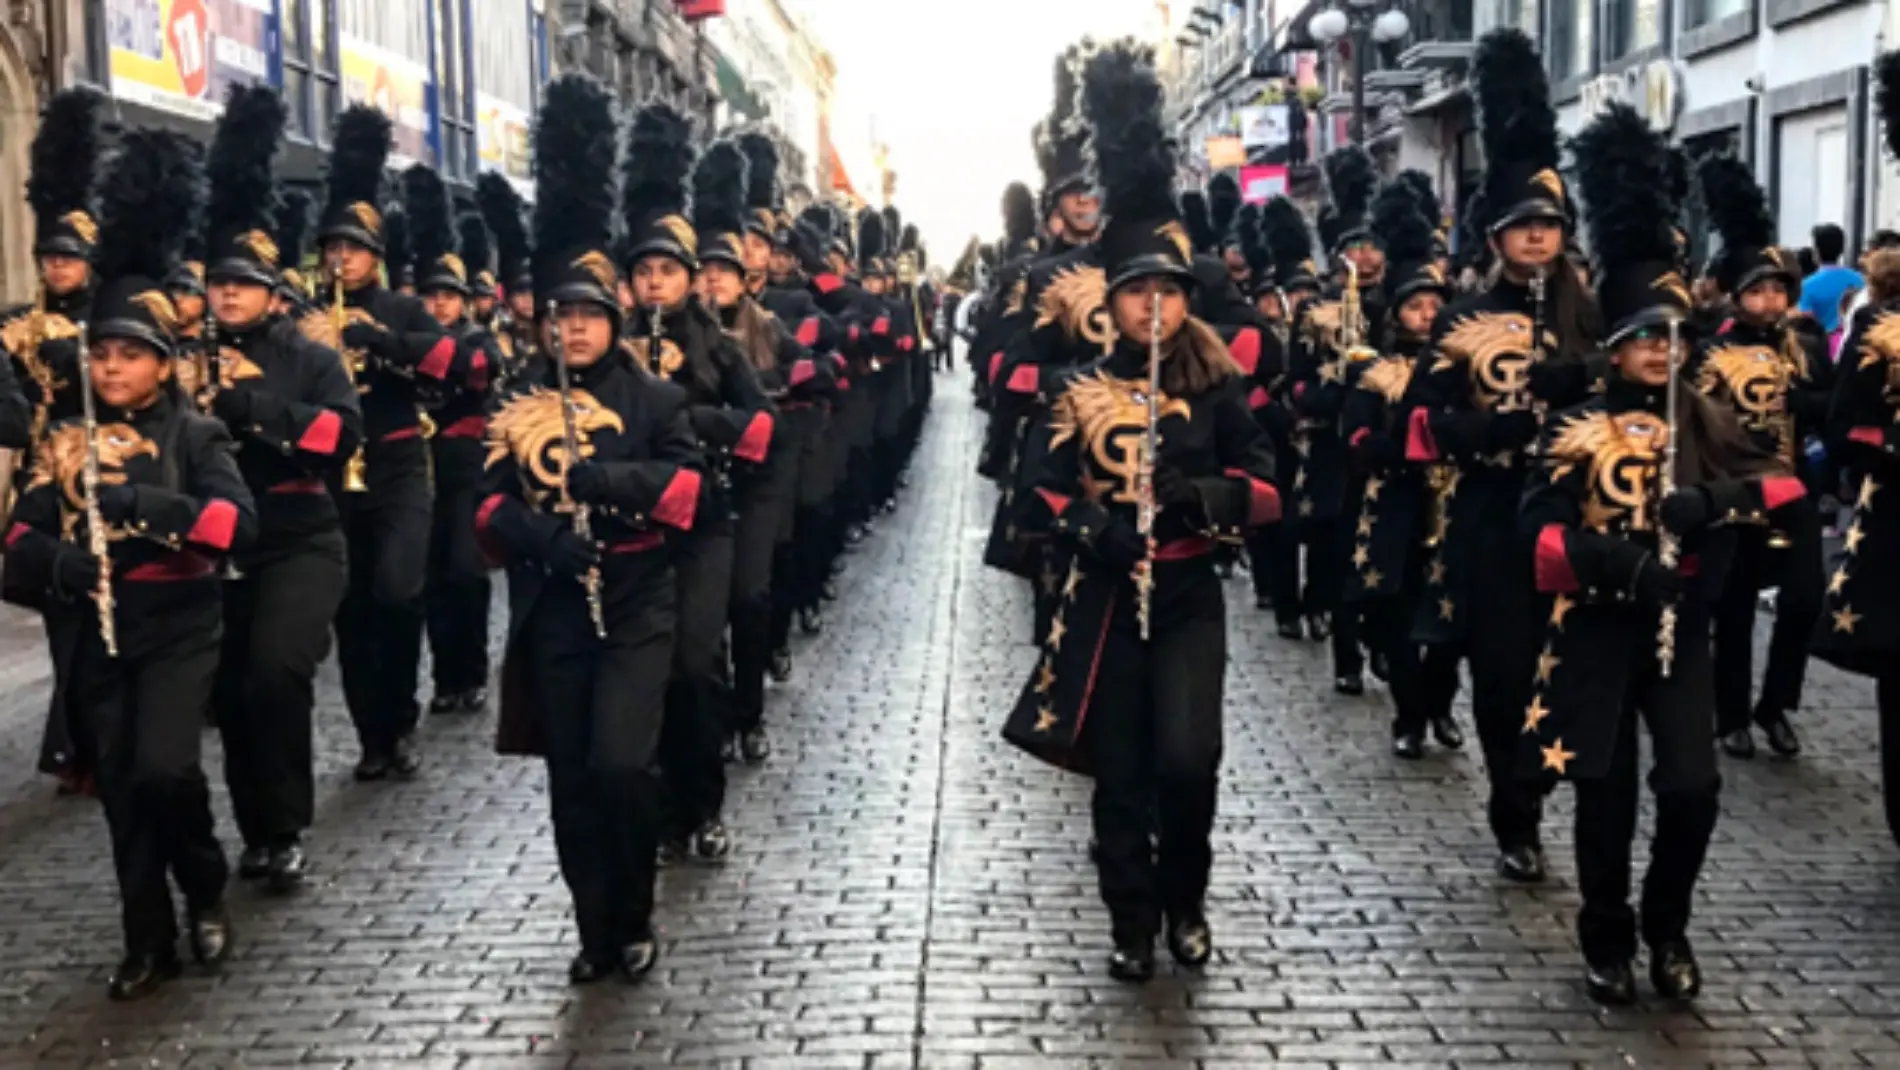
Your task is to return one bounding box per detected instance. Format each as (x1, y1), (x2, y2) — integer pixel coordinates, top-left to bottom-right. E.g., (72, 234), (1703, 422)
(476, 172), (539, 375)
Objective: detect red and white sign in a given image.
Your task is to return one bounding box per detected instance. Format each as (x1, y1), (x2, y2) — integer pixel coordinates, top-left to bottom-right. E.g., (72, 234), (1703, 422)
(677, 0), (725, 18)
(1239, 164), (1288, 203)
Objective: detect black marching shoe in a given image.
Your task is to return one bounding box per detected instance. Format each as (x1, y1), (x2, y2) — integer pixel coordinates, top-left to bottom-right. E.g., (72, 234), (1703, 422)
(353, 749), (391, 782)
(689, 819), (731, 863)
(428, 694), (460, 715)
(1368, 650), (1391, 682)
(568, 952), (614, 985)
(461, 687), (488, 713)
(821, 579), (840, 603)
(1392, 732), (1425, 760)
(1585, 958), (1638, 1006)
(845, 524), (865, 546)
(1306, 614), (1332, 642)
(1276, 620), (1305, 641)
(1166, 911), (1213, 969)
(107, 951), (182, 1001)
(1430, 716), (1465, 749)
(187, 903), (233, 967)
(618, 936), (660, 983)
(1757, 710), (1801, 758)
(389, 734), (422, 779)
(656, 838), (685, 868)
(769, 647), (793, 682)
(1496, 846), (1547, 884)
(1719, 728), (1756, 759)
(237, 845), (271, 880)
(1649, 940), (1702, 1001)
(740, 727), (770, 765)
(799, 606), (825, 635)
(720, 734), (740, 764)
(1254, 593), (1273, 611)
(1107, 942), (1156, 983)
(266, 841), (307, 893)
(1334, 673), (1364, 696)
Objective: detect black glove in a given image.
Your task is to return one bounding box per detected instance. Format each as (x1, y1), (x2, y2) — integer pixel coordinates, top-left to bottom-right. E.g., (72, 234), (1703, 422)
(97, 483), (138, 526)
(1633, 555), (1684, 606)
(209, 384), (253, 428)
(1154, 464), (1199, 510)
(51, 544), (100, 600)
(1486, 409), (1540, 451)
(1659, 486), (1712, 537)
(688, 404), (730, 444)
(544, 527), (600, 579)
(566, 461), (613, 506)
(341, 321), (393, 359)
(1093, 521), (1147, 570)
(1528, 358), (1585, 405)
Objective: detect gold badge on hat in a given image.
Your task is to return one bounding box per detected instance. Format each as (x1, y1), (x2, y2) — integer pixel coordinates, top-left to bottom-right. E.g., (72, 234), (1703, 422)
(658, 215), (699, 256)
(1156, 221), (1192, 262)
(349, 202), (384, 234)
(63, 211), (99, 245)
(129, 290), (181, 335)
(442, 253), (467, 282)
(242, 229), (281, 268)
(1531, 168), (1566, 204)
(1652, 270), (1691, 307)
(572, 250), (617, 290)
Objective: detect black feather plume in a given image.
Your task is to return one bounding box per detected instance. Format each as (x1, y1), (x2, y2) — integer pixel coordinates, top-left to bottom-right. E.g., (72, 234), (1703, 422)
(1181, 190), (1215, 253)
(207, 85), (286, 240)
(273, 189), (312, 266)
(691, 139), (749, 238)
(1081, 39), (1173, 226)
(475, 172), (530, 276)
(1572, 102), (1678, 275)
(401, 164), (453, 277)
(96, 128), (205, 283)
(1878, 51), (1900, 161)
(1395, 170), (1441, 233)
(883, 206), (902, 248)
(1051, 40), (1090, 133)
(321, 105), (393, 222)
(1695, 153), (1773, 256)
(1323, 146), (1376, 223)
(1002, 182), (1036, 247)
(1472, 29), (1558, 192)
(1371, 180), (1435, 268)
(621, 99), (696, 229)
(382, 205), (410, 277)
(458, 213), (492, 277)
(1261, 195), (1314, 281)
(1207, 173), (1241, 239)
(900, 223), (920, 254)
(533, 73), (618, 259)
(857, 208), (886, 262)
(737, 129), (780, 211)
(28, 86), (110, 226)
(1237, 202), (1271, 278)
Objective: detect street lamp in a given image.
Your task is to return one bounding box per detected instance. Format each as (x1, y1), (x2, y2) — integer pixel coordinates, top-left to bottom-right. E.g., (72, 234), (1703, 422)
(1308, 0), (1410, 146)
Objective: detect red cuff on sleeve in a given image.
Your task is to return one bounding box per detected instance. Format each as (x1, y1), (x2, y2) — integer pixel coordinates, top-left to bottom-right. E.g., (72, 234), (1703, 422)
(872, 316), (891, 336)
(653, 469), (702, 530)
(837, 377), (851, 391)
(1850, 426), (1885, 448)
(295, 409), (343, 455)
(734, 411), (775, 463)
(1247, 385), (1270, 411)
(988, 351), (1005, 385)
(5, 522), (28, 549)
(1760, 475), (1806, 510)
(469, 350), (490, 393)
(790, 359), (816, 387)
(898, 336), (915, 352)
(186, 499), (239, 551)
(1229, 328), (1261, 375)
(832, 353), (847, 370)
(1005, 364), (1039, 395)
(796, 317), (820, 347)
(1226, 468), (1281, 526)
(1405, 408), (1439, 462)
(1534, 523), (1579, 593)
(814, 273), (844, 295)
(848, 324), (861, 344)
(1035, 487), (1072, 517)
(1292, 381), (1306, 401)
(474, 493), (507, 567)
(417, 336), (456, 380)
(1349, 427), (1370, 449)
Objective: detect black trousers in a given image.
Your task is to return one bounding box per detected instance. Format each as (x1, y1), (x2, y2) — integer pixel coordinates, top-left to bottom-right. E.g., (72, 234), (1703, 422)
(526, 567), (673, 959)
(336, 457), (431, 756)
(215, 533), (346, 849)
(729, 482), (782, 732)
(1365, 596), (1426, 735)
(662, 528), (732, 836)
(1245, 528), (1277, 605)
(1572, 605), (1720, 967)
(1712, 519), (1823, 733)
(1086, 567), (1227, 946)
(1437, 548), (1544, 852)
(426, 438), (492, 697)
(73, 620), (229, 956)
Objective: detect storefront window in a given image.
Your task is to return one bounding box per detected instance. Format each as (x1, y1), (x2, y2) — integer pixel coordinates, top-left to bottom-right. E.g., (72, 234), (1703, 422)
(1687, 0), (1748, 25)
(1607, 0), (1662, 58)
(1549, 0), (1594, 80)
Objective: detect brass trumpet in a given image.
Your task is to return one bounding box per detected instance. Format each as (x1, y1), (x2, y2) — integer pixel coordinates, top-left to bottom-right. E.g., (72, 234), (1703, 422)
(73, 319), (117, 657)
(333, 258), (369, 493)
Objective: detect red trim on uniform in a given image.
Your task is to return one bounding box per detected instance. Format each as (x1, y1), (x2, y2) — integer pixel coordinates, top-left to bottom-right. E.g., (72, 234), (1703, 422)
(796, 317), (820, 347)
(1534, 523), (1579, 593)
(1225, 468), (1282, 526)
(1247, 385), (1270, 411)
(1035, 487), (1072, 517)
(474, 494), (507, 566)
(814, 273), (844, 295)
(1850, 426), (1885, 448)
(186, 499), (239, 551)
(1229, 328), (1261, 375)
(1005, 364), (1039, 395)
(441, 414), (486, 439)
(1405, 408), (1439, 462)
(268, 477), (326, 494)
(872, 316), (890, 336)
(734, 411), (775, 463)
(837, 377), (851, 392)
(5, 522), (28, 549)
(1292, 381), (1306, 401)
(605, 533), (665, 554)
(832, 353), (847, 371)
(382, 426), (422, 442)
(1156, 536), (1216, 560)
(1070, 588), (1119, 749)
(1349, 427), (1370, 449)
(1760, 476), (1806, 511)
(653, 469), (702, 530)
(1717, 317), (1734, 335)
(848, 324), (860, 344)
(789, 359), (816, 387)
(296, 409), (343, 455)
(417, 336), (456, 380)
(898, 336), (915, 352)
(124, 551), (215, 582)
(469, 350), (490, 393)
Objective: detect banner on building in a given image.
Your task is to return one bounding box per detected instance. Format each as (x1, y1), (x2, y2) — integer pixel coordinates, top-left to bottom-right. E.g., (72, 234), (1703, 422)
(477, 93), (534, 198)
(341, 35), (433, 167)
(1205, 136), (1246, 171)
(1239, 164), (1288, 203)
(677, 0), (726, 17)
(1237, 105), (1290, 151)
(106, 0), (275, 122)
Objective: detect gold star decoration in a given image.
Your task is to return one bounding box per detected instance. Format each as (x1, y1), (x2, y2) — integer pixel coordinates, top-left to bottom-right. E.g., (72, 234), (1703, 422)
(1034, 706), (1058, 733)
(1829, 568), (1849, 596)
(1541, 738), (1576, 774)
(1047, 615), (1068, 651)
(1522, 695), (1551, 733)
(1063, 565), (1081, 599)
(1351, 544), (1371, 568)
(1860, 478), (1881, 511)
(1365, 476), (1384, 500)
(1363, 567), (1383, 589)
(1535, 648), (1561, 684)
(1549, 593), (1574, 630)
(1298, 499), (1314, 517)
(1357, 514), (1375, 537)
(1035, 661), (1056, 694)
(1847, 522), (1867, 555)
(1429, 560), (1447, 586)
(1834, 606), (1862, 634)
(1439, 597), (1456, 621)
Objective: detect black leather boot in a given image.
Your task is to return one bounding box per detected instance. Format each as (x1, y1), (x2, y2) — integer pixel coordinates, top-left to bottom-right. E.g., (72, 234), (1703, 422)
(108, 952), (182, 1001)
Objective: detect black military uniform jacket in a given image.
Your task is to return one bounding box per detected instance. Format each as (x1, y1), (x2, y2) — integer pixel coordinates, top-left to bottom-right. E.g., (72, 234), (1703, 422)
(1691, 314), (1833, 467)
(1815, 300), (1900, 674)
(1001, 327), (1280, 772)
(199, 312), (363, 555)
(5, 391), (258, 651)
(428, 317), (507, 442)
(1518, 377), (1803, 784)
(1, 287), (91, 457)
(1341, 335), (1428, 602)
(1282, 290), (1361, 528)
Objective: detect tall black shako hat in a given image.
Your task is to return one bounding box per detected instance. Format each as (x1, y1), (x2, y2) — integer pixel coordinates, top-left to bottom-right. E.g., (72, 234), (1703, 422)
(204, 84), (288, 289)
(692, 140), (750, 272)
(737, 129), (783, 241)
(460, 214), (497, 298)
(1084, 40), (1194, 293)
(273, 188), (314, 302)
(1036, 40), (1093, 216)
(91, 128), (206, 357)
(1001, 181), (1037, 259)
(856, 208), (886, 278)
(1318, 145), (1376, 255)
(621, 100), (699, 272)
(1696, 154), (1794, 296)
(382, 204), (411, 289)
(476, 171), (532, 297)
(1372, 178), (1447, 308)
(1208, 173), (1243, 252)
(318, 105), (394, 255)
(28, 86), (111, 260)
(1236, 203), (1272, 293)
(403, 163), (462, 295)
(1473, 28), (1568, 234)
(1261, 196), (1319, 295)
(1181, 190), (1216, 256)
(1575, 102), (1690, 347)
(1394, 169), (1446, 257)
(532, 73), (621, 318)
(878, 205), (902, 275)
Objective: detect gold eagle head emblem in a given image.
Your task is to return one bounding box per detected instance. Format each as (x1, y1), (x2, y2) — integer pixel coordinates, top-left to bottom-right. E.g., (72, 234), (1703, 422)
(242, 229), (281, 268)
(62, 211), (99, 244)
(349, 202), (383, 234)
(571, 250), (617, 290)
(129, 290), (180, 335)
(657, 214), (699, 256)
(1156, 221), (1192, 262)
(1530, 168), (1567, 205)
(441, 253), (467, 282)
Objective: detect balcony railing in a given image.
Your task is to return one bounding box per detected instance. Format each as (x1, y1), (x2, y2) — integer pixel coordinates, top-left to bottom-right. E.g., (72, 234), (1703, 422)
(1397, 0), (1478, 69)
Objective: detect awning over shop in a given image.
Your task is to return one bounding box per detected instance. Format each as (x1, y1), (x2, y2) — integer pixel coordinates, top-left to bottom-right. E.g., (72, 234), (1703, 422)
(714, 51), (769, 121)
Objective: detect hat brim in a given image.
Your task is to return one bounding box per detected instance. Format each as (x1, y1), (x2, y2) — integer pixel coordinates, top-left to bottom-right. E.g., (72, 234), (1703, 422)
(92, 318), (174, 357)
(1606, 306), (1690, 349)
(1488, 200), (1568, 234)
(1107, 256), (1200, 295)
(207, 259), (280, 289)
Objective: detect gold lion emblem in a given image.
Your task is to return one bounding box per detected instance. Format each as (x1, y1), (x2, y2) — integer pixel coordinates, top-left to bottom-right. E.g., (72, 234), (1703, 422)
(628, 336), (686, 379)
(1545, 410), (1670, 533)
(1858, 310), (1900, 401)
(1437, 311), (1549, 408)
(1050, 371), (1191, 506)
(1035, 264), (1115, 351)
(485, 387), (626, 506)
(1357, 355), (1413, 403)
(28, 422), (160, 528)
(175, 347), (267, 397)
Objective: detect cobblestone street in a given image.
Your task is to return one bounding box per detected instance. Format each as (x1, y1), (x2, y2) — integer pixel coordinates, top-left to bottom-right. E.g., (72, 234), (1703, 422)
(5, 383), (1900, 1068)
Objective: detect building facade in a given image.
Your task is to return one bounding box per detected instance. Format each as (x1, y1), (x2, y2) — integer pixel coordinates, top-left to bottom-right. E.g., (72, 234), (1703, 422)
(1163, 0), (1324, 203)
(548, 0), (720, 127)
(701, 0), (834, 193)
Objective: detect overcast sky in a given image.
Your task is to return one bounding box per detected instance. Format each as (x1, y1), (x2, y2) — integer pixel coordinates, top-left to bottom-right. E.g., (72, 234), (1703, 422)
(784, 0), (1160, 262)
